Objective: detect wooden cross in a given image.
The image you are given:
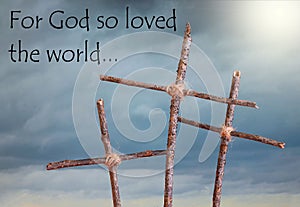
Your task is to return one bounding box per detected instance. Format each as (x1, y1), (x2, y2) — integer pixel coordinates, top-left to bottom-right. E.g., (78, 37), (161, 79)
(178, 71), (285, 207)
(47, 99), (167, 207)
(47, 23), (285, 207)
(100, 23), (193, 206)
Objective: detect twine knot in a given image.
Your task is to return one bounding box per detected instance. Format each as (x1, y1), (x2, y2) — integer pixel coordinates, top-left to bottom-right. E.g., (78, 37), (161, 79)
(220, 125), (234, 141)
(166, 82), (186, 100)
(105, 153), (121, 167)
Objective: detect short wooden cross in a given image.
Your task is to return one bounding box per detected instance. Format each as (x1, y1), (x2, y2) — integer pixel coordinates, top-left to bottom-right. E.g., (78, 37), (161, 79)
(47, 99), (167, 207)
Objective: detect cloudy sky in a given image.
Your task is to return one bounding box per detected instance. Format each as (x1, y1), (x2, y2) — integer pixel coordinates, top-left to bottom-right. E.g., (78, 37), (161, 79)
(1, 1), (300, 207)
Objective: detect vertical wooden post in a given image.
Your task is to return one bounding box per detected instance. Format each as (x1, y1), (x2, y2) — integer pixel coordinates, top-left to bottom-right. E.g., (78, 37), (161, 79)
(212, 71), (241, 207)
(163, 23), (192, 207)
(97, 99), (121, 207)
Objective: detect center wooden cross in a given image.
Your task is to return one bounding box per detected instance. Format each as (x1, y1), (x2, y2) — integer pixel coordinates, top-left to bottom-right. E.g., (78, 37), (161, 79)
(47, 23), (285, 207)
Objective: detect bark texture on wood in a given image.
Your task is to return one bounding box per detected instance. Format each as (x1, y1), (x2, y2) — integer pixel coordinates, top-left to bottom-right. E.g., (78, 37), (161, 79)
(213, 71), (240, 207)
(164, 98), (180, 207)
(47, 157), (106, 170)
(97, 99), (121, 207)
(163, 23), (192, 207)
(100, 75), (166, 92)
(46, 150), (167, 170)
(177, 117), (285, 148)
(100, 75), (258, 109)
(185, 89), (258, 108)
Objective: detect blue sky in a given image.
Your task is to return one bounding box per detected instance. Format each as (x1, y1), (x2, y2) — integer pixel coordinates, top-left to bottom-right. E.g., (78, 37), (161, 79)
(1, 1), (300, 207)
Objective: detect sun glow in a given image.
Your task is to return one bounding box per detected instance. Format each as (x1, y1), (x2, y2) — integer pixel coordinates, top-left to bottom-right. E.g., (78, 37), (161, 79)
(241, 1), (300, 41)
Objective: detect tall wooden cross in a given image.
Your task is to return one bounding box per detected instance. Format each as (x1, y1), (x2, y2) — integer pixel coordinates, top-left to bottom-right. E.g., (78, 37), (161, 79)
(47, 23), (285, 207)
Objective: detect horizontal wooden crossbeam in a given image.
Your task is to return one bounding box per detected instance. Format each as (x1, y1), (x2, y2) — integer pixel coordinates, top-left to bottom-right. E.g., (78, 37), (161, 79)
(178, 117), (285, 148)
(46, 149), (166, 170)
(100, 75), (258, 109)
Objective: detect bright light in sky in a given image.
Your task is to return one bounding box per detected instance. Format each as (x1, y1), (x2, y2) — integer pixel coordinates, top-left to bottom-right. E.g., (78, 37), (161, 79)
(240, 1), (300, 42)
(256, 2), (298, 30)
